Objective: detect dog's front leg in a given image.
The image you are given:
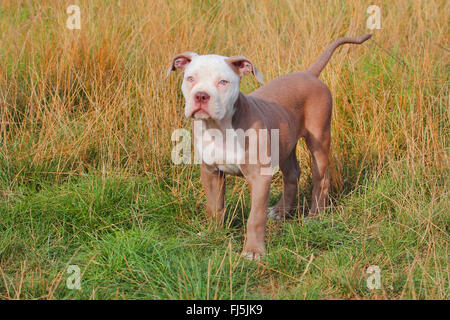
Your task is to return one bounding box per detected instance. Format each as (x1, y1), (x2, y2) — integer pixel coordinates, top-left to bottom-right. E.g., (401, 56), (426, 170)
(200, 164), (226, 228)
(241, 168), (272, 259)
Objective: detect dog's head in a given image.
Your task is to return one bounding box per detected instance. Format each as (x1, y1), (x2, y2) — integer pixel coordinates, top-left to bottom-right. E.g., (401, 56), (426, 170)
(167, 52), (263, 121)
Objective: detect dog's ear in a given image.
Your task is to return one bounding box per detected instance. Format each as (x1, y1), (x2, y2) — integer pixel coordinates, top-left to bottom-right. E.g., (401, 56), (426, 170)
(226, 56), (264, 84)
(166, 52), (198, 77)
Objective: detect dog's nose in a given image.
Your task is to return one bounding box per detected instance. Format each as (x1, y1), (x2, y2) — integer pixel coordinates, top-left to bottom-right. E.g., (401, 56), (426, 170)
(194, 91), (210, 103)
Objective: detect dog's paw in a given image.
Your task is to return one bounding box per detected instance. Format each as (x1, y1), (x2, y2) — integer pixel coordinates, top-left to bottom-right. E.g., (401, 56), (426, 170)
(242, 244), (265, 261)
(304, 211), (322, 223)
(241, 251), (262, 261)
(267, 207), (281, 221)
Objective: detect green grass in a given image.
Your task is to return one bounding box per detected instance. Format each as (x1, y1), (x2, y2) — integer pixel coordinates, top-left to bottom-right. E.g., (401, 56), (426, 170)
(1, 161), (447, 299)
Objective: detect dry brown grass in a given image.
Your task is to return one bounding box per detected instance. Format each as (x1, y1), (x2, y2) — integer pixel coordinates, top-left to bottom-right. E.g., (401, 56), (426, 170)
(0, 0), (447, 181)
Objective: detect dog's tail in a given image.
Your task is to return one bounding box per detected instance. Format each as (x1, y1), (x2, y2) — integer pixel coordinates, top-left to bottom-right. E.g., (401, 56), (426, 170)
(307, 34), (372, 77)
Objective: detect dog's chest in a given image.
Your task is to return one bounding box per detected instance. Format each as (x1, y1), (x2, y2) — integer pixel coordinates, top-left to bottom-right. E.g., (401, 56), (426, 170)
(216, 163), (242, 175)
(193, 122), (244, 175)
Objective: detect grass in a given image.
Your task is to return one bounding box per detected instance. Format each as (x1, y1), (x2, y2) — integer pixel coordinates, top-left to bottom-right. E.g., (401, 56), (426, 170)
(1, 165), (447, 299)
(0, 0), (448, 299)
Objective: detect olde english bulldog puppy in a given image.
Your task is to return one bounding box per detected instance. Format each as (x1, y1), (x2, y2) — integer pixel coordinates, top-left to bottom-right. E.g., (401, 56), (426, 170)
(168, 34), (372, 258)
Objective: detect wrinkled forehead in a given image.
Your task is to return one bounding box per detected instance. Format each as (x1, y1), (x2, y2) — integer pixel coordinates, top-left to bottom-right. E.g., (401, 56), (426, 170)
(185, 55), (238, 79)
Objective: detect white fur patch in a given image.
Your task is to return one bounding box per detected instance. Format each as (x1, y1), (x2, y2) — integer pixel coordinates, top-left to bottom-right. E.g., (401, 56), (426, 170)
(193, 120), (245, 176)
(216, 164), (242, 175)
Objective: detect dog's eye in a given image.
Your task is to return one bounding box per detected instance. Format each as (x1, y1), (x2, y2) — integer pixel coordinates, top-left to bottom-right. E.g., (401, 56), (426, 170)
(186, 76), (195, 82)
(218, 80), (229, 86)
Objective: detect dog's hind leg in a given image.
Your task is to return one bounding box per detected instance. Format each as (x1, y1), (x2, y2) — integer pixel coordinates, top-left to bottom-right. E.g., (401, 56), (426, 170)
(305, 130), (331, 216)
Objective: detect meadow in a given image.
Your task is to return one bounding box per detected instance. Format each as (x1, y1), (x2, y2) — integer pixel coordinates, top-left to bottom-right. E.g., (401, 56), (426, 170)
(0, 0), (448, 299)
